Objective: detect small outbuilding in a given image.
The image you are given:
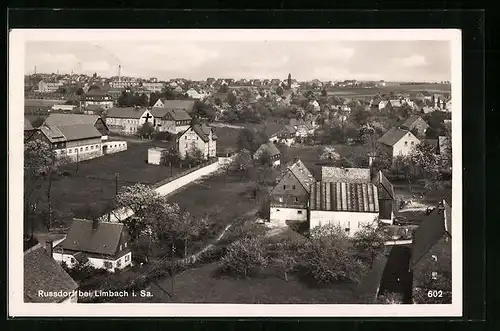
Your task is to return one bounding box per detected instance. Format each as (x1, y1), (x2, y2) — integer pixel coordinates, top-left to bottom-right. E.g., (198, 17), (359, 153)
(148, 147), (167, 165)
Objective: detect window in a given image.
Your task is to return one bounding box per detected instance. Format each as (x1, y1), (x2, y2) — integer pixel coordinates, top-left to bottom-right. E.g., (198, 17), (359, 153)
(116, 259), (122, 268)
(411, 141), (415, 145)
(85, 147), (89, 151)
(276, 209), (280, 211)
(404, 141), (408, 146)
(431, 254), (438, 262)
(124, 242), (127, 248)
(125, 254), (130, 262)
(70, 257), (75, 264)
(120, 244), (123, 251)
(292, 185), (296, 189)
(185, 136), (187, 140)
(431, 271), (438, 280)
(278, 197), (283, 203)
(103, 261), (113, 269)
(298, 210), (303, 214)
(69, 149), (72, 153)
(80, 147), (83, 152)
(91, 146), (94, 150)
(283, 185), (286, 190)
(185, 144), (188, 148)
(295, 197), (299, 203)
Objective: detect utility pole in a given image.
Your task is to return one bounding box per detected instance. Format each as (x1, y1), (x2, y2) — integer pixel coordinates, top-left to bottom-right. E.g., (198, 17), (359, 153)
(171, 244), (176, 296)
(76, 148), (79, 172)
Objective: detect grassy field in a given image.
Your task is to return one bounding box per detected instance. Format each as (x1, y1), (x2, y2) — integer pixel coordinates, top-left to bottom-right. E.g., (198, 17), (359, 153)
(30, 141), (187, 223)
(125, 263), (360, 304)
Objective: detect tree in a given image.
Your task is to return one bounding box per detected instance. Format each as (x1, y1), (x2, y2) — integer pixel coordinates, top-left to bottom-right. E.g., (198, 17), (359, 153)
(160, 146), (181, 166)
(375, 292), (404, 304)
(269, 238), (298, 281)
(237, 128), (262, 153)
(137, 122), (155, 139)
(352, 224), (387, 268)
(300, 224), (368, 284)
(409, 141), (442, 190)
(139, 93), (149, 107)
(175, 211), (210, 258)
(220, 236), (267, 277)
(219, 85), (229, 93)
(319, 145), (341, 161)
(31, 116), (45, 128)
(276, 86), (284, 96)
(412, 262), (451, 304)
(76, 87), (84, 96)
(321, 89), (327, 97)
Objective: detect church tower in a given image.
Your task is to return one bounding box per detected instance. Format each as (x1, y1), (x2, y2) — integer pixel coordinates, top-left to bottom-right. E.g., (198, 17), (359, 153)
(287, 73), (292, 89)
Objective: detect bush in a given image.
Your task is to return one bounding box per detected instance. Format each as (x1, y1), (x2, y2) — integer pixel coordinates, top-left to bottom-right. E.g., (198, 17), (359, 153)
(220, 237), (267, 277)
(154, 131), (174, 141)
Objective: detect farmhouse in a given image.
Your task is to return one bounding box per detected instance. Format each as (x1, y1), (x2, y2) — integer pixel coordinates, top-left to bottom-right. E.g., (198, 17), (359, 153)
(152, 99), (196, 115)
(148, 147), (167, 165)
(186, 88), (208, 100)
(321, 167), (396, 224)
(52, 219), (132, 273)
(410, 200), (452, 298)
(150, 107), (192, 134)
(401, 115), (430, 138)
(33, 114), (112, 162)
(178, 123), (217, 160)
(309, 181), (382, 236)
(269, 159), (316, 227)
(82, 90), (114, 109)
(378, 128), (421, 159)
(24, 243), (79, 303)
(254, 141), (281, 167)
(105, 107), (155, 135)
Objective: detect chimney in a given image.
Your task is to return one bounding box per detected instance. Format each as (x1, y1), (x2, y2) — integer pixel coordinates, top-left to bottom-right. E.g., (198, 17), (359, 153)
(46, 240), (54, 258)
(92, 219), (99, 231)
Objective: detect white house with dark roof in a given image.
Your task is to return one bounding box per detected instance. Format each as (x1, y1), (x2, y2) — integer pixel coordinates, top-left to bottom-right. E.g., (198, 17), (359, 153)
(105, 107), (155, 135)
(150, 107), (192, 134)
(401, 115), (430, 138)
(378, 128), (421, 159)
(52, 219), (132, 272)
(178, 123), (217, 160)
(24, 243), (79, 303)
(269, 159), (316, 226)
(309, 181), (381, 236)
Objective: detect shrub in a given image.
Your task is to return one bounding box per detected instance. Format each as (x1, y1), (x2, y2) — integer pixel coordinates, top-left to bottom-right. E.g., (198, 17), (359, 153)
(220, 236), (267, 277)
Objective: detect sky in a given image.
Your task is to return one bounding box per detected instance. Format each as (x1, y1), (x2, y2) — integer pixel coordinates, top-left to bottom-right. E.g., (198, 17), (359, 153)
(25, 40), (451, 82)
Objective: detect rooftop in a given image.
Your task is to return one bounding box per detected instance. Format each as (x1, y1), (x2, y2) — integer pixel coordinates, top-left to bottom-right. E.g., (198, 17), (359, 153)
(309, 181), (379, 213)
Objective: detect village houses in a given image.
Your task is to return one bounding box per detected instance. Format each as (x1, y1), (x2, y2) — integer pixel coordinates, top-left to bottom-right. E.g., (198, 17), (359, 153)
(400, 115), (430, 138)
(151, 98), (196, 114)
(37, 80), (63, 93)
(24, 243), (79, 303)
(105, 107), (155, 135)
(150, 108), (192, 134)
(177, 123), (217, 160)
(269, 159), (316, 227)
(52, 219), (132, 273)
(378, 127), (421, 159)
(82, 90), (114, 109)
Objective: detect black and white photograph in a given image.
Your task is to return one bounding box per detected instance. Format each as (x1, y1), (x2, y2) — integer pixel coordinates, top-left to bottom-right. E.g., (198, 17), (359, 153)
(9, 29), (462, 317)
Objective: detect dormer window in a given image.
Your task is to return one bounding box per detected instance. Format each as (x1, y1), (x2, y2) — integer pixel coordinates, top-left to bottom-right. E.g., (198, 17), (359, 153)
(404, 141), (408, 146)
(431, 254), (438, 262)
(431, 271), (438, 280)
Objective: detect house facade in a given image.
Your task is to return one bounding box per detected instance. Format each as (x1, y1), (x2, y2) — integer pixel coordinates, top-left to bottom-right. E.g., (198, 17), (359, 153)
(53, 219), (132, 273)
(269, 160), (316, 227)
(37, 80), (63, 93)
(150, 108), (192, 134)
(401, 115), (430, 138)
(378, 128), (421, 158)
(109, 80), (140, 89)
(151, 98), (196, 113)
(105, 107), (155, 135)
(178, 124), (217, 160)
(309, 181), (380, 236)
(142, 81), (165, 92)
(186, 88), (208, 100)
(82, 90), (114, 109)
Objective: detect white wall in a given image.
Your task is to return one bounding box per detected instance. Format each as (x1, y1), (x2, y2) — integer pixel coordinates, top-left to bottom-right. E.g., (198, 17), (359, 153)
(148, 148), (164, 165)
(104, 141), (128, 154)
(52, 252), (78, 268)
(310, 210), (378, 236)
(104, 160), (221, 222)
(54, 251), (132, 273)
(270, 207), (307, 227)
(392, 132), (420, 158)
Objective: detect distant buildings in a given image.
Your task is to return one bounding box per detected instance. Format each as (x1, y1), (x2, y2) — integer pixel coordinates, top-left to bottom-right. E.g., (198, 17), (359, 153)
(82, 90), (114, 109)
(105, 107), (154, 135)
(150, 108), (192, 134)
(401, 115), (430, 138)
(110, 80), (139, 89)
(253, 141), (281, 167)
(152, 99), (196, 114)
(141, 81), (165, 92)
(37, 80), (63, 93)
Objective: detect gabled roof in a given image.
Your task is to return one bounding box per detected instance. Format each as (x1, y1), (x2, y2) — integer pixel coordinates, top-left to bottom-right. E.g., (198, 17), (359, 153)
(371, 170), (395, 200)
(24, 116), (34, 130)
(401, 115), (428, 130)
(43, 113), (100, 126)
(159, 99), (195, 112)
(151, 108), (192, 121)
(309, 181), (379, 213)
(185, 123), (217, 143)
(255, 141), (281, 158)
(106, 107), (148, 119)
(280, 124), (296, 135)
(410, 201), (451, 268)
(39, 125), (67, 143)
(24, 244), (78, 302)
(276, 159), (316, 193)
(378, 128), (414, 147)
(56, 124), (102, 141)
(389, 100), (402, 107)
(322, 167), (371, 183)
(55, 219), (127, 256)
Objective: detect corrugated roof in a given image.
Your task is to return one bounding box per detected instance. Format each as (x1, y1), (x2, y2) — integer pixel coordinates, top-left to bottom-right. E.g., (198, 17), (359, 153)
(322, 167), (371, 183)
(44, 113), (99, 126)
(55, 219), (126, 256)
(106, 107), (148, 119)
(24, 244), (78, 302)
(309, 182), (379, 213)
(378, 128), (412, 147)
(39, 125), (66, 143)
(151, 108), (192, 121)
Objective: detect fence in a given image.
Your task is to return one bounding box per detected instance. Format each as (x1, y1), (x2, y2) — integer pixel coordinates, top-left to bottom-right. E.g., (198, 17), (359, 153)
(151, 158), (219, 189)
